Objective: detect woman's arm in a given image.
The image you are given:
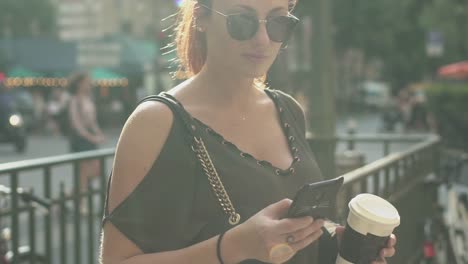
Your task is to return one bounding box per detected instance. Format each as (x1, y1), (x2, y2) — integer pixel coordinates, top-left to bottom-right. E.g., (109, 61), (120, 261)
(102, 222), (246, 264)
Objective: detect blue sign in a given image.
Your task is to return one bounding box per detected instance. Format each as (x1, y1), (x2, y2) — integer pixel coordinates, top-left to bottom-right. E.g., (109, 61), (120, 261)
(426, 31), (444, 57)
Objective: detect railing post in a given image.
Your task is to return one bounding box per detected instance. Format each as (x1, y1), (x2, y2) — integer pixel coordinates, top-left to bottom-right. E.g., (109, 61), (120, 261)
(360, 178), (368, 193)
(394, 162), (401, 190)
(88, 181), (95, 264)
(383, 139), (390, 157)
(10, 172), (19, 261)
(43, 166), (52, 264)
(410, 154), (416, 180)
(346, 119), (356, 151)
(73, 161), (81, 264)
(403, 157), (409, 184)
(373, 172), (380, 196)
(60, 182), (67, 264)
(384, 167), (390, 198)
(28, 197), (36, 264)
(99, 156), (107, 219)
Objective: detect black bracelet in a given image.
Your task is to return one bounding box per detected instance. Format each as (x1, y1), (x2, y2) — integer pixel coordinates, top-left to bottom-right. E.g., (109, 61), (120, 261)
(216, 231), (227, 264)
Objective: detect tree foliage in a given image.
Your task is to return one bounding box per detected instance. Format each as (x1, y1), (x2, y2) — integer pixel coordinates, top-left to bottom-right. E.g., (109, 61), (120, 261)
(0, 0), (56, 38)
(426, 82), (468, 150)
(333, 0), (468, 90)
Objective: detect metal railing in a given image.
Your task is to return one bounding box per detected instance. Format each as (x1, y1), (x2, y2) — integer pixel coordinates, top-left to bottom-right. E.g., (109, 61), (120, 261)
(335, 133), (431, 157)
(0, 149), (114, 264)
(0, 134), (441, 263)
(335, 134), (441, 263)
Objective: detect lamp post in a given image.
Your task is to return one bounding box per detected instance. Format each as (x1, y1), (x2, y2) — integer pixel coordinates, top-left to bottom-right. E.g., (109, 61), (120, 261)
(303, 0), (337, 179)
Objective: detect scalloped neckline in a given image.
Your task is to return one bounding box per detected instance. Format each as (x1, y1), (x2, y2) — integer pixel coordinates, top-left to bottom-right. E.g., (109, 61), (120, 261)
(165, 89), (299, 175)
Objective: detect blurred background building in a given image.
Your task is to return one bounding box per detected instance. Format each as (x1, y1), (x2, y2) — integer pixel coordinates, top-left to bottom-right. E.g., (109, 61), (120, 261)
(52, 0), (175, 41)
(0, 0), (182, 131)
(54, 0), (119, 41)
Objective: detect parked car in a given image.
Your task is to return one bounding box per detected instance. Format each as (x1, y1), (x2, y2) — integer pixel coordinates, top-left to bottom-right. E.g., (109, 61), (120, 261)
(9, 88), (35, 131)
(360, 81), (392, 110)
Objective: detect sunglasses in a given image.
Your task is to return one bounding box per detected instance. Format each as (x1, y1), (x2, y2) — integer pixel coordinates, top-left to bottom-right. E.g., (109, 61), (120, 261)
(199, 4), (300, 43)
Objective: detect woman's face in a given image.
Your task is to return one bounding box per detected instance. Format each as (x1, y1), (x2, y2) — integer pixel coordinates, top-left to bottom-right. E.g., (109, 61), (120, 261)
(202, 0), (290, 78)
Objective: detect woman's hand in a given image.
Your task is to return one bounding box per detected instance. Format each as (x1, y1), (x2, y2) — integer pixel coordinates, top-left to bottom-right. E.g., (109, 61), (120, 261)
(232, 199), (324, 263)
(335, 226), (397, 264)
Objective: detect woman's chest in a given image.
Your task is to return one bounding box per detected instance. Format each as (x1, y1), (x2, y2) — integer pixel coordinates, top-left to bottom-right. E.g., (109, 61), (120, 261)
(200, 116), (294, 171)
(190, 126), (323, 222)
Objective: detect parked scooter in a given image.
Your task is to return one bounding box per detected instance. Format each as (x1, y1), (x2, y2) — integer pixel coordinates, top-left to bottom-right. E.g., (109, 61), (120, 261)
(420, 149), (468, 264)
(0, 185), (50, 263)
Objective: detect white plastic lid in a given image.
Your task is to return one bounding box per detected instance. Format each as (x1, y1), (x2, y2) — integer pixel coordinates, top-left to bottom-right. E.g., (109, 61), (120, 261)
(349, 193), (400, 227)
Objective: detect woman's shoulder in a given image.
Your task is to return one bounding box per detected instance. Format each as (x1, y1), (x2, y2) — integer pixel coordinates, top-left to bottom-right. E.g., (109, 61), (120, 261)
(115, 100), (177, 173)
(267, 89), (305, 116)
(123, 100), (175, 145)
(108, 100), (176, 212)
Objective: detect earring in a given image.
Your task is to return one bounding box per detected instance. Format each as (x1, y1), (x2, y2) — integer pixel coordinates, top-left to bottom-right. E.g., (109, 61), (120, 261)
(196, 26), (205, 32)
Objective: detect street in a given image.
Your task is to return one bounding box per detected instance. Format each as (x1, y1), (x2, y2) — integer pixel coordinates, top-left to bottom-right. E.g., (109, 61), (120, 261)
(0, 129), (121, 164)
(0, 111), (387, 163)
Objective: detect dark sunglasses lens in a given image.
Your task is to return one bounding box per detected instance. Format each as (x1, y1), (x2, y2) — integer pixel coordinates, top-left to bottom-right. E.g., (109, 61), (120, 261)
(227, 14), (258, 41)
(267, 16), (298, 42)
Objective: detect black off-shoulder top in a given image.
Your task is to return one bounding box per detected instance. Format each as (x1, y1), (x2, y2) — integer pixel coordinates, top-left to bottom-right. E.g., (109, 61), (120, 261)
(102, 89), (330, 263)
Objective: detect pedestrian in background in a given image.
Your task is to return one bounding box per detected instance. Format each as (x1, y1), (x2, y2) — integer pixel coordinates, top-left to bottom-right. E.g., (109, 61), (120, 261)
(101, 0), (396, 263)
(67, 72), (105, 212)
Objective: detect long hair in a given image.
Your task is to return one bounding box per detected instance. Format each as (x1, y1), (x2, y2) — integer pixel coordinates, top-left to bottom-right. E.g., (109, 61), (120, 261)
(68, 72), (89, 95)
(173, 0), (298, 80)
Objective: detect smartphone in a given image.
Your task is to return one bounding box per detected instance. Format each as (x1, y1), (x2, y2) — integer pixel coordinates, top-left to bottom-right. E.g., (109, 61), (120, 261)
(287, 177), (344, 219)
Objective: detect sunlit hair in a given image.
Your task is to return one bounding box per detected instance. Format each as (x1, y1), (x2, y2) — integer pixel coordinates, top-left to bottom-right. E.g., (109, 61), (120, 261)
(174, 0), (207, 79)
(174, 0), (298, 81)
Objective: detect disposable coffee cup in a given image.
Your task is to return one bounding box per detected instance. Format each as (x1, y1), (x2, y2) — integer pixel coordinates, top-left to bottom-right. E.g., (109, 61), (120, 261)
(336, 193), (400, 264)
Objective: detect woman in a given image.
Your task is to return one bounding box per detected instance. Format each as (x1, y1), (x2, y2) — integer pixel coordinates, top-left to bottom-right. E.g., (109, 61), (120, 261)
(68, 72), (105, 199)
(100, 0), (396, 263)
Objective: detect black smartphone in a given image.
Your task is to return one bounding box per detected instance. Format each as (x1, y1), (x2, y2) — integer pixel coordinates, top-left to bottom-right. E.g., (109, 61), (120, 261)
(287, 177), (344, 219)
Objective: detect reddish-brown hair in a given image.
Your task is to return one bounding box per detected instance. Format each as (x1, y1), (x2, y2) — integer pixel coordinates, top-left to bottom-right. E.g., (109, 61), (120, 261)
(174, 0), (297, 79)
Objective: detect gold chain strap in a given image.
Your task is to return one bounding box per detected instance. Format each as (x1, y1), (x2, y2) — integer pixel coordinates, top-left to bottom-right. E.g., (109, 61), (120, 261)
(192, 137), (241, 225)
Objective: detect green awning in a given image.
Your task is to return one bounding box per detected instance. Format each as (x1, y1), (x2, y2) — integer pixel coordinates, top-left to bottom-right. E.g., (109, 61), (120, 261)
(91, 68), (123, 80)
(8, 66), (41, 78)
